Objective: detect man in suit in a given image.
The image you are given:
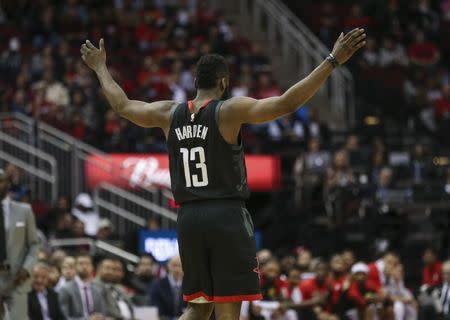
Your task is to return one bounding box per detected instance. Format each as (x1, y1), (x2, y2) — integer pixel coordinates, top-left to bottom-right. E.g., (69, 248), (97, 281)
(0, 168), (40, 320)
(94, 258), (135, 320)
(420, 260), (450, 320)
(149, 256), (185, 320)
(58, 254), (105, 320)
(28, 262), (66, 320)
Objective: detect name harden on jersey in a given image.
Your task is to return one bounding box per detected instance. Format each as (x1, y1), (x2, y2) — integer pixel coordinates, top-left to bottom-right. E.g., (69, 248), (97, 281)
(174, 124), (209, 141)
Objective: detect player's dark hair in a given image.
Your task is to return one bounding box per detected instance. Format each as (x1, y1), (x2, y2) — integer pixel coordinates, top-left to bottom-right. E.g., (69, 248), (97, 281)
(195, 54), (229, 89)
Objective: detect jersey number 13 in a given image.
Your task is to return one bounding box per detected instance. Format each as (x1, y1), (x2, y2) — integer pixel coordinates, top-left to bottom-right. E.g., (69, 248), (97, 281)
(180, 147), (209, 187)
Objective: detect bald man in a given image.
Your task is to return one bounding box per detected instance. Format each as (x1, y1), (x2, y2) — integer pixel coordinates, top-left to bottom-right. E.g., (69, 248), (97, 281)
(0, 168), (40, 320)
(149, 256), (186, 320)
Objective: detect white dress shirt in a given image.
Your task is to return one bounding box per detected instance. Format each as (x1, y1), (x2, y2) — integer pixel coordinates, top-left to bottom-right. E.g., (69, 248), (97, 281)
(37, 289), (51, 320)
(75, 276), (94, 317)
(1, 196), (11, 230)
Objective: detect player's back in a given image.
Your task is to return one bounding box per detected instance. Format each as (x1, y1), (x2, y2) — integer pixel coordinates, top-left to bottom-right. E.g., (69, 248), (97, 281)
(167, 99), (250, 204)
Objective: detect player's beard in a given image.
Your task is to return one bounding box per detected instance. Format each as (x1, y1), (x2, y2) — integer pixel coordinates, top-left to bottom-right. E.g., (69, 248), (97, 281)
(221, 86), (230, 100)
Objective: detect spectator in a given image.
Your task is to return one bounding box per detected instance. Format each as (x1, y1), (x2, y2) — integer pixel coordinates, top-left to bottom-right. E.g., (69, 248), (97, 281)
(28, 262), (66, 320)
(367, 252), (400, 291)
(47, 264), (62, 289)
(71, 193), (100, 237)
(96, 218), (122, 247)
(254, 73), (282, 99)
(326, 150), (355, 190)
(257, 249), (273, 266)
(130, 255), (155, 306)
(95, 258), (135, 320)
(375, 167), (395, 202)
(420, 260), (450, 319)
(359, 36), (379, 67)
(299, 261), (331, 308)
(58, 254), (105, 319)
(341, 250), (356, 274)
(422, 247), (443, 287)
(378, 36), (409, 68)
(335, 262), (387, 320)
(410, 142), (430, 184)
(344, 4), (370, 30)
(325, 150), (356, 224)
(408, 31), (440, 67)
(296, 249), (314, 280)
(149, 256), (185, 320)
(51, 212), (74, 239)
(260, 258), (284, 301)
(386, 264), (418, 320)
(329, 254), (348, 307)
(56, 256), (77, 291)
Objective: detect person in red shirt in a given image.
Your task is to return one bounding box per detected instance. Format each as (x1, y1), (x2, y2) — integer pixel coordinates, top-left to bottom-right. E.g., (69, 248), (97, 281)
(335, 262), (392, 320)
(367, 252), (400, 291)
(408, 31), (440, 67)
(259, 258), (285, 301)
(421, 247), (443, 287)
(329, 254), (349, 307)
(300, 261), (338, 319)
(433, 84), (450, 120)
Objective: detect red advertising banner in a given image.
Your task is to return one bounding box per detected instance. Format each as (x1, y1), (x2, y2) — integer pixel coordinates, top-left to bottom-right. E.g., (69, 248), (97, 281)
(85, 154), (281, 192)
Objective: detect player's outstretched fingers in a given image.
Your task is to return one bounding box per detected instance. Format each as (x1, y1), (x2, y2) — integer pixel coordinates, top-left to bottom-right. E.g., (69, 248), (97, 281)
(343, 28), (361, 42)
(85, 40), (96, 50)
(99, 38), (105, 51)
(350, 33), (366, 48)
(81, 44), (90, 55)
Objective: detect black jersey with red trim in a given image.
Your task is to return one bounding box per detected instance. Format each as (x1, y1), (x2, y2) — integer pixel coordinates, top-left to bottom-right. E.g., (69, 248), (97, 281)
(167, 99), (250, 205)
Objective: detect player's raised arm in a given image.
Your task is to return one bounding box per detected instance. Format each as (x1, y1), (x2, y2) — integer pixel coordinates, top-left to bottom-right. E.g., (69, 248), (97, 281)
(221, 28), (367, 125)
(80, 39), (174, 131)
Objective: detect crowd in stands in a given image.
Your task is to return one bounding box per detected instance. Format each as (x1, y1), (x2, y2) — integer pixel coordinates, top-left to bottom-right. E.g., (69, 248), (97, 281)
(19, 230), (450, 319)
(287, 0), (450, 139)
(0, 0), (282, 153)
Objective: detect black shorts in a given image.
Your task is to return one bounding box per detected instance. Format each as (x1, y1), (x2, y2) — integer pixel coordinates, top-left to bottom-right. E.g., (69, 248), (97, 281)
(177, 199), (262, 303)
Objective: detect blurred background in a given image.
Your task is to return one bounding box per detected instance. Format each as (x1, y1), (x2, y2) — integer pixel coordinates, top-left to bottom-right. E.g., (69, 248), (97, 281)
(0, 0), (449, 319)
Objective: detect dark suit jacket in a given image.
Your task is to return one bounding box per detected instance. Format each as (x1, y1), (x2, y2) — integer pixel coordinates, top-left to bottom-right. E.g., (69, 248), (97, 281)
(28, 288), (66, 320)
(149, 277), (185, 318)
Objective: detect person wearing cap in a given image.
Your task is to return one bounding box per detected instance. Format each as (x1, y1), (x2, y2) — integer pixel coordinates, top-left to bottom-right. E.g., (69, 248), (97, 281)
(72, 193), (100, 237)
(0, 168), (40, 319)
(334, 262), (390, 320)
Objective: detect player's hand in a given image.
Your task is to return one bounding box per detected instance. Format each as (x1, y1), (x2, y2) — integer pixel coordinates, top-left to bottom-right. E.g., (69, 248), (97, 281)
(331, 28), (366, 65)
(81, 39), (106, 72)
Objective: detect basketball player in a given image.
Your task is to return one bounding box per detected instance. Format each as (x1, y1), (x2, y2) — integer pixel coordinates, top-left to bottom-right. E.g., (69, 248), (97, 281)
(80, 27), (366, 320)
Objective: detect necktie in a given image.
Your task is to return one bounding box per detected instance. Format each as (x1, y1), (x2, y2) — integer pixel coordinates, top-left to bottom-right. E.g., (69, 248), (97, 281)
(0, 204), (7, 262)
(84, 285), (92, 315)
(173, 285), (181, 314)
(443, 284), (450, 315)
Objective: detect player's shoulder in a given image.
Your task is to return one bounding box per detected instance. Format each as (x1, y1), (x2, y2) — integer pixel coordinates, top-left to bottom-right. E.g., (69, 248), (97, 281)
(222, 96), (256, 108)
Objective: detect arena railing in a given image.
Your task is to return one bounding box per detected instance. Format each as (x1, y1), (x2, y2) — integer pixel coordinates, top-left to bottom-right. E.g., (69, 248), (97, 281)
(93, 182), (177, 236)
(0, 113), (177, 237)
(0, 126), (58, 203)
(211, 0), (355, 128)
(49, 238), (140, 265)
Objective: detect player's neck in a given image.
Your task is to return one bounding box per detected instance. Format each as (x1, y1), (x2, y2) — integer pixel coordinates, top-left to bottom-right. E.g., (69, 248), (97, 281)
(194, 89), (220, 104)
